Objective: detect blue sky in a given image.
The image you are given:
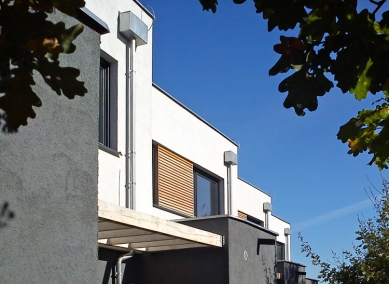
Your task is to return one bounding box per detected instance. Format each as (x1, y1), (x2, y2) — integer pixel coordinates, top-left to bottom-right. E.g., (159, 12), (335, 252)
(141, 0), (387, 279)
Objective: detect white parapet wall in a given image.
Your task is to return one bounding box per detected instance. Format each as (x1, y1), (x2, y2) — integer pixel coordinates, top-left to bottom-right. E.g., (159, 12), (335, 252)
(233, 178), (271, 222)
(270, 214), (291, 259)
(150, 85), (239, 218)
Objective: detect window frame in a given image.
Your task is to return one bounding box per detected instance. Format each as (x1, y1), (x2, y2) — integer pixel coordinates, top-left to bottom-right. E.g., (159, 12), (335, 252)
(194, 168), (222, 217)
(99, 52), (118, 152)
(152, 143), (224, 218)
(276, 241), (285, 261)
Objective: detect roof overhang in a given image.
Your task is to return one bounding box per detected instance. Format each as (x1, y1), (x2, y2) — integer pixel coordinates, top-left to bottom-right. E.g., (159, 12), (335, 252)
(98, 200), (224, 252)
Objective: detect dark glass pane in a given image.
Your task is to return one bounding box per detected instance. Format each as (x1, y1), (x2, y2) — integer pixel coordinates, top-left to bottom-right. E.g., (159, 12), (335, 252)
(196, 174), (212, 217)
(276, 242), (285, 260)
(99, 58), (110, 147)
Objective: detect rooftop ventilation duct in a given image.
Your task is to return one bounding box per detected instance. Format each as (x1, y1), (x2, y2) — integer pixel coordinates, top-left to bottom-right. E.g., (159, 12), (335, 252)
(263, 202), (272, 212)
(263, 202), (272, 229)
(284, 228), (291, 261)
(224, 151), (238, 215)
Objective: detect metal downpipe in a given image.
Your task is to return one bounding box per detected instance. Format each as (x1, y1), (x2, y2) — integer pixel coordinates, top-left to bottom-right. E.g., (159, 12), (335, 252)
(125, 38), (136, 209)
(227, 164), (232, 215)
(116, 250), (135, 284)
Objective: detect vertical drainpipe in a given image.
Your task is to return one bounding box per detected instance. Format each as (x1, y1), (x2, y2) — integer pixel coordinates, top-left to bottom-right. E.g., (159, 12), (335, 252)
(226, 164), (232, 215)
(130, 37), (136, 210)
(116, 250), (134, 284)
(120, 11), (148, 210)
(125, 38), (136, 209)
(224, 151), (238, 215)
(284, 228), (291, 261)
(263, 202), (272, 229)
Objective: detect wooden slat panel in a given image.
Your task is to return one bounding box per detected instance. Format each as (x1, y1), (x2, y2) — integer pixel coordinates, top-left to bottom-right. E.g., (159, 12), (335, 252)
(156, 145), (194, 217)
(238, 210), (247, 220)
(158, 186), (193, 204)
(158, 146), (193, 166)
(159, 170), (193, 184)
(158, 155), (193, 172)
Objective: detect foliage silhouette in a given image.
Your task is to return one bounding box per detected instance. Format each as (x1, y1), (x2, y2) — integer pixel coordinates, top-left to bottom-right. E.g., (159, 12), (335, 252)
(0, 0), (86, 133)
(199, 0), (389, 170)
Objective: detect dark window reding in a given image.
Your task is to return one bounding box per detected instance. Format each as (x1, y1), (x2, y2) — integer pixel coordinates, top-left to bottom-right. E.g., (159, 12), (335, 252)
(99, 58), (111, 147)
(195, 172), (219, 217)
(276, 242), (285, 261)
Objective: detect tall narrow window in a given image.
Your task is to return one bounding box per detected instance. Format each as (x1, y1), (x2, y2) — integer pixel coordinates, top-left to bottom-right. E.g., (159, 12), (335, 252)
(99, 57), (111, 148)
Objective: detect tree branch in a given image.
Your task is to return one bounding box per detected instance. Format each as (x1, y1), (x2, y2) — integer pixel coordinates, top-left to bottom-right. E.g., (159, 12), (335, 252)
(371, 0), (387, 15)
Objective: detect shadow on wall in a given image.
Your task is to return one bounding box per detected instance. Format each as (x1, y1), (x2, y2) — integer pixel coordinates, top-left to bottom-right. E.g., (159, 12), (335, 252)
(0, 202), (14, 228)
(256, 237), (277, 284)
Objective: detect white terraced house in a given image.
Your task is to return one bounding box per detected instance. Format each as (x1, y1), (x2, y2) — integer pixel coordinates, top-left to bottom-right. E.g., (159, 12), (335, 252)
(0, 1), (317, 283)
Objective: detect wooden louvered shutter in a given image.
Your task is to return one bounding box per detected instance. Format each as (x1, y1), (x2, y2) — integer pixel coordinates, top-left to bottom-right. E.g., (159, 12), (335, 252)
(155, 145), (194, 217)
(238, 210), (247, 220)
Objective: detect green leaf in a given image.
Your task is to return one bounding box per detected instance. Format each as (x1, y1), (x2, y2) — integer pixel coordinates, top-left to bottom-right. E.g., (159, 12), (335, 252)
(47, 22), (84, 60)
(350, 58), (373, 100)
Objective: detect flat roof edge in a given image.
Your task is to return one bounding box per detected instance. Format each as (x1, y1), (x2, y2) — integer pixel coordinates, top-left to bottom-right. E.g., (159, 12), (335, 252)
(77, 7), (110, 34)
(237, 177), (271, 197)
(277, 260), (306, 267)
(152, 83), (239, 147)
(135, 0), (155, 19)
(174, 215), (279, 237)
(271, 214), (290, 225)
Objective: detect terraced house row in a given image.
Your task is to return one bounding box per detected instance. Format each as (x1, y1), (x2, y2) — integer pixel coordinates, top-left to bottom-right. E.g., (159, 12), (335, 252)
(0, 1), (317, 283)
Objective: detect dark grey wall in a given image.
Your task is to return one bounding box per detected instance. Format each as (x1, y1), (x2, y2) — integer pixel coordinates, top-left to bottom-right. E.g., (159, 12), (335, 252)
(306, 277), (318, 284)
(0, 12), (100, 283)
(276, 261), (307, 284)
(228, 218), (277, 284)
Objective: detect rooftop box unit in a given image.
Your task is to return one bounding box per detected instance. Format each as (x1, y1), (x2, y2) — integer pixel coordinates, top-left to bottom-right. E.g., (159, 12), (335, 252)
(119, 11), (148, 45)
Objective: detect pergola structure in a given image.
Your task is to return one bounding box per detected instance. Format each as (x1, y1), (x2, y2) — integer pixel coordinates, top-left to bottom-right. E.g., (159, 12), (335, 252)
(98, 200), (224, 252)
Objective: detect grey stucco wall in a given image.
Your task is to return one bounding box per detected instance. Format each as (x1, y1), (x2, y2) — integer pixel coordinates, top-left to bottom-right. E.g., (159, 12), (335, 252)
(0, 12), (100, 283)
(228, 218), (277, 284)
(276, 261), (307, 284)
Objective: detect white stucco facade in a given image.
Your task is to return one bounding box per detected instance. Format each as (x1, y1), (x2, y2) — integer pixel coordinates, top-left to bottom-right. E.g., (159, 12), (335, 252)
(88, 0), (291, 257)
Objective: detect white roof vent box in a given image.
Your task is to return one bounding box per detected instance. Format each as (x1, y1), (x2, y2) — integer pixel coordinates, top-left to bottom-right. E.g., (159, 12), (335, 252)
(119, 11), (148, 45)
(224, 151), (238, 165)
(263, 202), (272, 212)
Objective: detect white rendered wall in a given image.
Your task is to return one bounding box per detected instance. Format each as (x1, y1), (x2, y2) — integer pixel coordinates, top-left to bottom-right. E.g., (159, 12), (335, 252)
(86, 0), (154, 208)
(270, 214), (291, 259)
(233, 178), (271, 222)
(89, 2), (292, 253)
(151, 86), (238, 218)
